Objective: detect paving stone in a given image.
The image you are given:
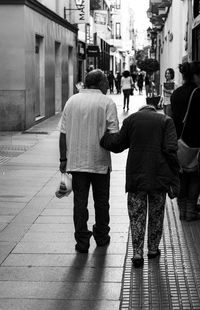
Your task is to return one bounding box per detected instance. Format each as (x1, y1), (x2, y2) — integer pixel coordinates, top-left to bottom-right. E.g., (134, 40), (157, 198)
(0, 266), (123, 283)
(0, 281), (121, 300)
(0, 299), (120, 310)
(12, 241), (127, 254)
(2, 253), (125, 268)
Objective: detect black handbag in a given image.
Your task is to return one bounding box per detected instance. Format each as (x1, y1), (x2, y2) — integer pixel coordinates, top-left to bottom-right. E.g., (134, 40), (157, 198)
(177, 88), (200, 172)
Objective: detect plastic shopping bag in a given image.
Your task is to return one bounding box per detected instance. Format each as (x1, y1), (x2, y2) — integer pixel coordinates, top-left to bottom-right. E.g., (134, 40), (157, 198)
(55, 173), (72, 198)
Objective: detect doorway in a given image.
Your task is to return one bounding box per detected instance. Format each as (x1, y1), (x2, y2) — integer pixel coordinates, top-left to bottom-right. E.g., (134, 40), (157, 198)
(68, 46), (74, 97)
(55, 42), (62, 113)
(35, 35), (45, 120)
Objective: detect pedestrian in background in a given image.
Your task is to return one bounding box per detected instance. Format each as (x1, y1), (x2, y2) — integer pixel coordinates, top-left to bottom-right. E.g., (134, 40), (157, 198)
(121, 70), (134, 111)
(59, 69), (119, 253)
(107, 71), (115, 93)
(145, 73), (151, 97)
(137, 73), (144, 95)
(171, 61), (200, 221)
(131, 71), (138, 84)
(160, 68), (176, 116)
(115, 71), (122, 94)
(100, 105), (180, 268)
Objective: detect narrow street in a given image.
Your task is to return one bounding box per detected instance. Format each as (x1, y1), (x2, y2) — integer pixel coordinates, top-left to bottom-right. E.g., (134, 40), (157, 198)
(0, 92), (200, 310)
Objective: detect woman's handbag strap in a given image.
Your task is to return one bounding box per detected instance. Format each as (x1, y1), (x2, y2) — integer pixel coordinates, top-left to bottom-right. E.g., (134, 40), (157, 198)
(180, 87), (199, 138)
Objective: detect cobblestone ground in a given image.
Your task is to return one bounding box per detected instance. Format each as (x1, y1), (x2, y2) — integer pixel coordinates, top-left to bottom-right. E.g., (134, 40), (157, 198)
(120, 198), (200, 310)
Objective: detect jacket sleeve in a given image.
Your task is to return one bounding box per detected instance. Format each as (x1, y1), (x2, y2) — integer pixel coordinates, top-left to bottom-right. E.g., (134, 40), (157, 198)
(100, 118), (129, 153)
(162, 117), (180, 174)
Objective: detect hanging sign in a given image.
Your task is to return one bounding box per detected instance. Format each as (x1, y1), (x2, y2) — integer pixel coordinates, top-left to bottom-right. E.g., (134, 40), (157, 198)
(74, 0), (90, 24)
(86, 45), (100, 57)
(94, 10), (108, 25)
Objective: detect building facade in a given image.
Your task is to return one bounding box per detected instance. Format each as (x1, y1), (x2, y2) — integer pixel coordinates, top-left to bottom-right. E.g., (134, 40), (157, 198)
(109, 0), (136, 74)
(0, 0), (77, 131)
(147, 0), (200, 88)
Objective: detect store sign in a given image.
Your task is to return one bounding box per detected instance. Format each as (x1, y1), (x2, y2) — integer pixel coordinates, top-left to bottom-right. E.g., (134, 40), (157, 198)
(86, 45), (100, 57)
(94, 10), (107, 25)
(74, 0), (90, 24)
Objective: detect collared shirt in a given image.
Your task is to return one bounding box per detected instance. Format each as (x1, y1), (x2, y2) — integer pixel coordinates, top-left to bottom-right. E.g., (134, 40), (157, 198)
(60, 89), (119, 174)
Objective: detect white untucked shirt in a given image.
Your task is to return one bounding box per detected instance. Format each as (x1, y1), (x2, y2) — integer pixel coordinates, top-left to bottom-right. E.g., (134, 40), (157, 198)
(60, 89), (119, 174)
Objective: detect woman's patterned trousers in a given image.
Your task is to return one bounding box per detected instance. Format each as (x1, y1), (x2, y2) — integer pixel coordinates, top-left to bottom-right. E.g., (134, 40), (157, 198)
(128, 191), (166, 257)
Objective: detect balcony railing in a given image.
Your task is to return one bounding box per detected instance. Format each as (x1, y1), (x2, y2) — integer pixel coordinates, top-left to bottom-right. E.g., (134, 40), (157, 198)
(147, 0), (172, 28)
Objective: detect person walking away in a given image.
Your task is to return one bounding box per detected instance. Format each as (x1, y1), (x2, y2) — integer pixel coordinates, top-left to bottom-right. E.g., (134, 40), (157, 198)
(160, 68), (176, 116)
(171, 61), (200, 221)
(137, 73), (144, 95)
(145, 74), (151, 97)
(100, 105), (180, 268)
(121, 70), (134, 111)
(115, 71), (122, 94)
(59, 69), (119, 253)
(107, 71), (115, 94)
(131, 71), (138, 84)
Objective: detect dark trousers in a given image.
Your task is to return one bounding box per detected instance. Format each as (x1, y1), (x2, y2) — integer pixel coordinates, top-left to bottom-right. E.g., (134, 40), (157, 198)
(179, 171), (200, 202)
(123, 89), (130, 109)
(109, 82), (114, 93)
(71, 171), (110, 248)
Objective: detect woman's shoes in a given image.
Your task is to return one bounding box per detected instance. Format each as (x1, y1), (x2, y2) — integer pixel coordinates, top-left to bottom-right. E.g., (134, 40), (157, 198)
(147, 249), (161, 259)
(132, 257), (144, 268)
(132, 249), (161, 267)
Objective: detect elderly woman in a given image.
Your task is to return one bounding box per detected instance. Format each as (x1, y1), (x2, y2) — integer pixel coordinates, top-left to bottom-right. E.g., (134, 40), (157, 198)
(100, 105), (180, 268)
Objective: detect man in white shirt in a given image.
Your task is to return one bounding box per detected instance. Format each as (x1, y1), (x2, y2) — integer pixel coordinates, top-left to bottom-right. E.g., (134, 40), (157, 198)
(59, 69), (119, 253)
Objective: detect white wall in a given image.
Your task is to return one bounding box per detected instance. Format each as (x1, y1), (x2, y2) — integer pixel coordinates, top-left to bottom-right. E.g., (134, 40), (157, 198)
(159, 0), (188, 87)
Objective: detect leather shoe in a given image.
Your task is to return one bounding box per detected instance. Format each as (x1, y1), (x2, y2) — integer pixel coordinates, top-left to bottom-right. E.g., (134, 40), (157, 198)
(147, 249), (161, 259)
(96, 236), (110, 247)
(75, 244), (89, 253)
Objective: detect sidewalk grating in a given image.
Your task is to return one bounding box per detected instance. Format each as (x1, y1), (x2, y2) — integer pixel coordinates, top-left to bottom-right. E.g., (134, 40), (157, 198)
(119, 198), (200, 310)
(0, 145), (30, 165)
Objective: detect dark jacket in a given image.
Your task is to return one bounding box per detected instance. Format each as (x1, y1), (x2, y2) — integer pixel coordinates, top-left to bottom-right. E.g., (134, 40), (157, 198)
(100, 106), (180, 197)
(171, 83), (200, 148)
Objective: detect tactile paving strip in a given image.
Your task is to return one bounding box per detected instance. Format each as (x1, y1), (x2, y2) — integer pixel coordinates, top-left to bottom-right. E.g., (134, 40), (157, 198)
(120, 199), (200, 309)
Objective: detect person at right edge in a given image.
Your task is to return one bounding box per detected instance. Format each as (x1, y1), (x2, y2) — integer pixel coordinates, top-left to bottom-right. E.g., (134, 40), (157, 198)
(171, 61), (200, 221)
(100, 105), (180, 268)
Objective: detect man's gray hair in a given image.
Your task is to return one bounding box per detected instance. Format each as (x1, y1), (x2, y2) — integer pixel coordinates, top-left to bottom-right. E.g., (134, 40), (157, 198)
(85, 69), (106, 88)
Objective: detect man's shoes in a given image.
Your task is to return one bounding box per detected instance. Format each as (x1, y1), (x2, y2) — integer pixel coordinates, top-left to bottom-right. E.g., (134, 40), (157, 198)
(96, 236), (110, 247)
(75, 244), (89, 253)
(132, 257), (144, 268)
(147, 249), (161, 259)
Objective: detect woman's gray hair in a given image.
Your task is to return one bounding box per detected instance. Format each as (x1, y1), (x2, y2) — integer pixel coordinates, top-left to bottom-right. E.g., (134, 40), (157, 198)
(85, 69), (107, 88)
